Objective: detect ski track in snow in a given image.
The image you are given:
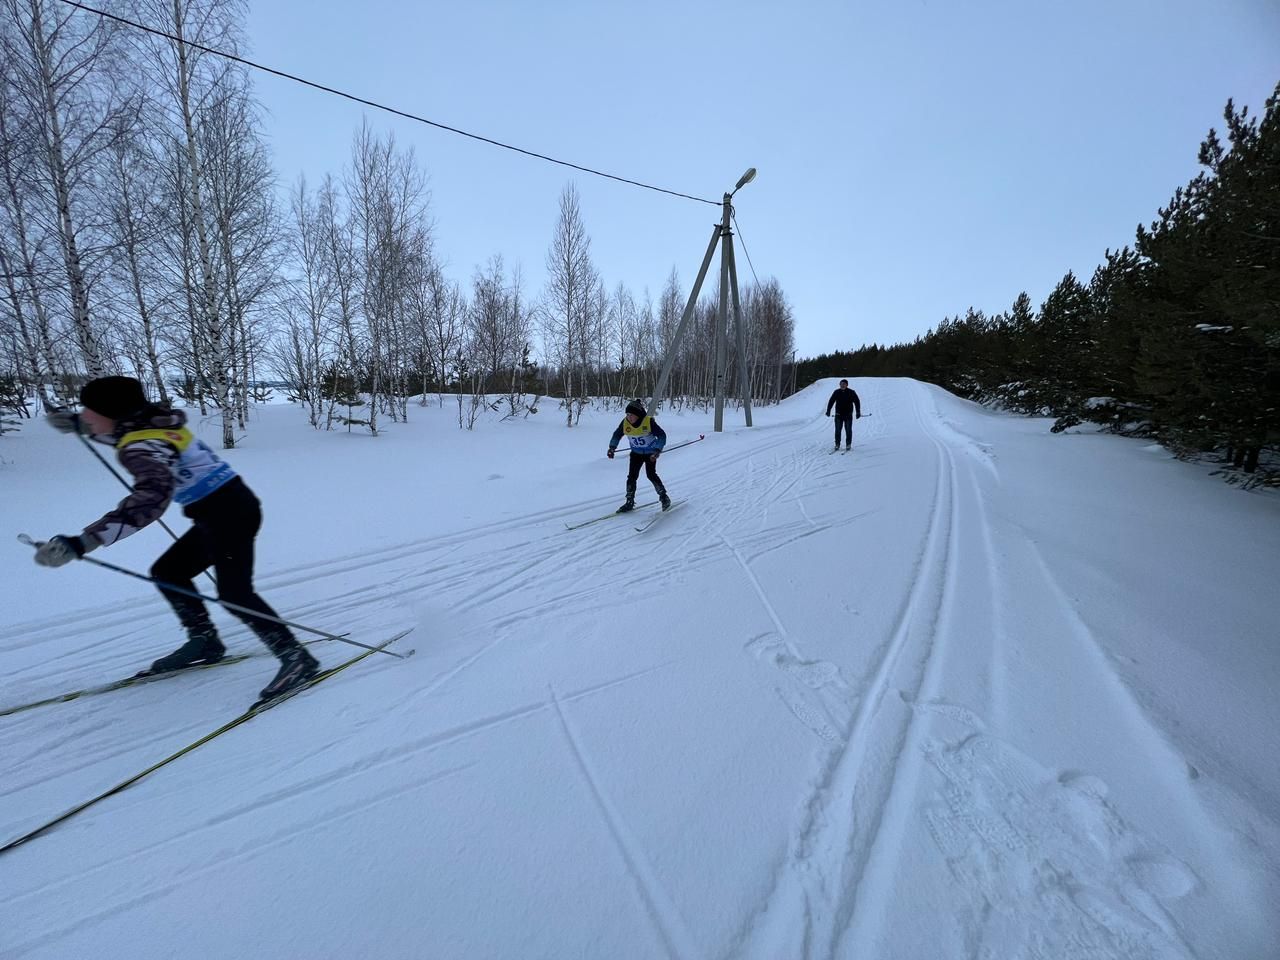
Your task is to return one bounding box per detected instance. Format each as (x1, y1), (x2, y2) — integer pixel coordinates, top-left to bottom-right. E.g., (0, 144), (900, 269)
(550, 684), (700, 960)
(4, 377), (1275, 959)
(834, 388), (1202, 959)
(6, 663), (680, 957)
(3, 411), (830, 719)
(917, 729), (1200, 960)
(7, 762), (472, 958)
(732, 382), (1220, 960)
(732, 381), (961, 960)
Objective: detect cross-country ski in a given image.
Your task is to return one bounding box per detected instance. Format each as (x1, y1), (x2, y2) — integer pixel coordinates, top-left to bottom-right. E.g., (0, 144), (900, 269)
(634, 497), (686, 531)
(0, 653), (254, 719)
(1, 629), (413, 856)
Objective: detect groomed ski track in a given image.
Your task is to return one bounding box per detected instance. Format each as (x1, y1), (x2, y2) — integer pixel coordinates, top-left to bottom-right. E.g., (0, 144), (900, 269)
(2, 378), (1276, 959)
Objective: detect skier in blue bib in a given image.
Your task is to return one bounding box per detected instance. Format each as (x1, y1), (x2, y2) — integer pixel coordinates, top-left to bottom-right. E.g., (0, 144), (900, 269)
(606, 400), (671, 513)
(33, 376), (320, 701)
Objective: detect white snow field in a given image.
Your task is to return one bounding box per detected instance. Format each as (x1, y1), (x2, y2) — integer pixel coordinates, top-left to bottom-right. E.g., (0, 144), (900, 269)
(2, 377), (1277, 960)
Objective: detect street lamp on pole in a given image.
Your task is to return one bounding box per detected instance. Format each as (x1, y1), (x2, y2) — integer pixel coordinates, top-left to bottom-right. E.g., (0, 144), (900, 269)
(648, 167), (758, 432)
(714, 168), (755, 430)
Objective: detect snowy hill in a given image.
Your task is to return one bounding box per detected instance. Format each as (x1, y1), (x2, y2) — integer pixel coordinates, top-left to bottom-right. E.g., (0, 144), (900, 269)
(3, 378), (1277, 959)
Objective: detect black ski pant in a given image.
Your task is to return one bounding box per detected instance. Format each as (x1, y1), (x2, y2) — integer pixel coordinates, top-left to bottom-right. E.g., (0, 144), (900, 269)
(150, 477), (296, 655)
(626, 451), (667, 500)
(834, 413), (853, 447)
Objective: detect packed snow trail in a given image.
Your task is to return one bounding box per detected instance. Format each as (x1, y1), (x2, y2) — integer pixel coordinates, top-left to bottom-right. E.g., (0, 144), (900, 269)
(2, 378), (1276, 959)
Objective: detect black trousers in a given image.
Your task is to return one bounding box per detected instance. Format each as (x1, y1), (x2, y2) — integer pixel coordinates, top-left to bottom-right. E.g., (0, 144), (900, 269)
(834, 414), (853, 446)
(151, 478), (295, 653)
(626, 451), (666, 498)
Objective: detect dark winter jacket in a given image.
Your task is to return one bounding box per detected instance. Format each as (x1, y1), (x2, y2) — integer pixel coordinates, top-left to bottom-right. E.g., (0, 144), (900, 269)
(825, 387), (862, 418)
(82, 406), (239, 546)
(609, 415), (667, 455)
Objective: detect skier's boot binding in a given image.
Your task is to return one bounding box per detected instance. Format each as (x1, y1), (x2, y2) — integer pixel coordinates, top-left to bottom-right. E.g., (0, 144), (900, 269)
(149, 632), (225, 674)
(259, 646), (320, 701)
(660, 493), (672, 510)
(616, 497), (635, 514)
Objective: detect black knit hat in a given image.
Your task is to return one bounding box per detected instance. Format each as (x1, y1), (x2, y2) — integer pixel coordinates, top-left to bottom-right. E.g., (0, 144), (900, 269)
(80, 376), (149, 420)
(625, 400), (646, 419)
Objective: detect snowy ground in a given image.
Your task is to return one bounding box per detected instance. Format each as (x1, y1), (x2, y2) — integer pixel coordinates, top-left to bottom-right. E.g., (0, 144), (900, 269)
(2, 378), (1277, 960)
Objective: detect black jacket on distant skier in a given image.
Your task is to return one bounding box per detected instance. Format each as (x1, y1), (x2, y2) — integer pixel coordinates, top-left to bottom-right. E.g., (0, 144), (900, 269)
(33, 376), (319, 701)
(826, 381), (862, 449)
(825, 385), (861, 419)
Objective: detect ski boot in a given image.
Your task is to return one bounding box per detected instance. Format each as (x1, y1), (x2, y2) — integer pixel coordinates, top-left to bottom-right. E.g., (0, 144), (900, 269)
(148, 631), (226, 675)
(660, 492), (672, 510)
(617, 484), (637, 513)
(258, 645), (320, 702)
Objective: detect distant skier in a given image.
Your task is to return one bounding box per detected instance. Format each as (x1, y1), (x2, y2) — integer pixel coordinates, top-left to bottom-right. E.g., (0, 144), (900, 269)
(825, 379), (862, 451)
(32, 376), (320, 702)
(607, 399), (670, 512)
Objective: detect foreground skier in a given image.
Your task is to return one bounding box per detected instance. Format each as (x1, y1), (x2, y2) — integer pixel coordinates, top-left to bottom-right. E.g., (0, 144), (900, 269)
(32, 376), (320, 701)
(606, 399), (671, 512)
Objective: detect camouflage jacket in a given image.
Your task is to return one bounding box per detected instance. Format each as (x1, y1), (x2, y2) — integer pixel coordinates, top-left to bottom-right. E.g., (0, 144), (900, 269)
(82, 407), (238, 546)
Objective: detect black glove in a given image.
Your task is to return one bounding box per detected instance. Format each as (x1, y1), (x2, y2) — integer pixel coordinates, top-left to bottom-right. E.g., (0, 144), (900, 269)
(46, 407), (83, 434)
(33, 534), (94, 568)
(606, 449), (615, 459)
(649, 452), (660, 462)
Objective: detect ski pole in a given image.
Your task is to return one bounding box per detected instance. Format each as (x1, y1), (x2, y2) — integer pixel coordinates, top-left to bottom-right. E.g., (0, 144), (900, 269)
(667, 434), (706, 452)
(17, 534), (409, 659)
(615, 434), (705, 459)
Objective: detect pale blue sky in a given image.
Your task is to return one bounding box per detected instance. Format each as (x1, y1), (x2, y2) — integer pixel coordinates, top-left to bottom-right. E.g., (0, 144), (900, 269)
(241, 0), (1279, 356)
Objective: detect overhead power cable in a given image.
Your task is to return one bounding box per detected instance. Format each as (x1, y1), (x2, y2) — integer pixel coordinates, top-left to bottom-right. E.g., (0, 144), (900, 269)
(732, 212), (762, 287)
(58, 0), (720, 206)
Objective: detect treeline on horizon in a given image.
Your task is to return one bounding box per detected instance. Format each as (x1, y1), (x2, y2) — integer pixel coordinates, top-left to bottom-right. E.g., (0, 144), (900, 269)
(0, 1), (796, 443)
(797, 85), (1280, 486)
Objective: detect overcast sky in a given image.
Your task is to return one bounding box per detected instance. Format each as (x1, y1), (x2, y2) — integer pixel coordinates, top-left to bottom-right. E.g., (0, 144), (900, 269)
(236, 0), (1280, 357)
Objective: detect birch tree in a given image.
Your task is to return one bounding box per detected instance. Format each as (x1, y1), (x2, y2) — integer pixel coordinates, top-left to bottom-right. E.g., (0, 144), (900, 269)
(345, 121), (432, 432)
(0, 79), (60, 405)
(542, 182), (596, 426)
(469, 254), (509, 394)
(315, 173), (361, 424)
(133, 0), (245, 445)
(2, 0), (133, 377)
(280, 174), (337, 425)
(104, 125), (171, 403)
(201, 91), (280, 425)
(417, 264), (464, 407)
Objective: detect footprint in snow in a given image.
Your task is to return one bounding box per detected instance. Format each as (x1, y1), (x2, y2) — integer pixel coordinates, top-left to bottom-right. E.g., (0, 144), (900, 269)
(922, 732), (1200, 959)
(746, 633), (849, 742)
